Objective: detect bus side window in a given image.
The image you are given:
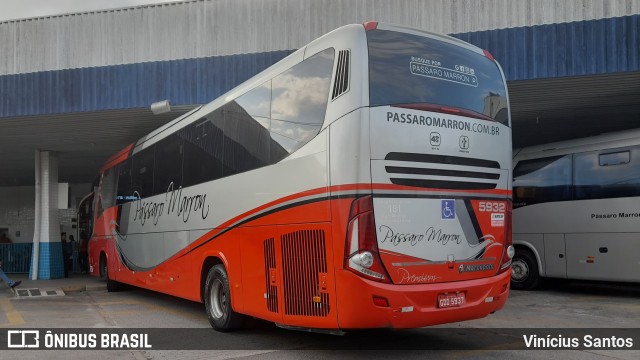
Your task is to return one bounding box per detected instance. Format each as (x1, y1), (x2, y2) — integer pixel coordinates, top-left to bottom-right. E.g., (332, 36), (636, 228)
(154, 134), (183, 194)
(270, 48), (335, 160)
(231, 80), (273, 172)
(116, 159), (132, 204)
(574, 147), (640, 200)
(599, 151), (630, 166)
(180, 110), (224, 187)
(98, 167), (117, 215)
(513, 155), (572, 206)
(131, 146), (155, 199)
(222, 99), (272, 176)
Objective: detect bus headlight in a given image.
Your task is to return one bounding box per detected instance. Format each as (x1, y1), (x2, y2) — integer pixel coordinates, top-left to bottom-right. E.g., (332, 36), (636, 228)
(507, 245), (515, 259)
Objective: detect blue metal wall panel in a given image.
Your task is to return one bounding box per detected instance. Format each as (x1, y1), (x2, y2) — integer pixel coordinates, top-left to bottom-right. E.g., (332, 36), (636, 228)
(0, 15), (638, 118)
(453, 15), (639, 81)
(0, 50), (293, 117)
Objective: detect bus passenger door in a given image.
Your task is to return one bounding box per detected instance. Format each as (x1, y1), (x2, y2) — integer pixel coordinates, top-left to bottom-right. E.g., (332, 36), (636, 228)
(77, 192), (94, 240)
(543, 234), (566, 279)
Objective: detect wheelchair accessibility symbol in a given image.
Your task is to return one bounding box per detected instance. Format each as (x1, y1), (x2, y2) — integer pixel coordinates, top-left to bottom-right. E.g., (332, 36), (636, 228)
(441, 200), (456, 220)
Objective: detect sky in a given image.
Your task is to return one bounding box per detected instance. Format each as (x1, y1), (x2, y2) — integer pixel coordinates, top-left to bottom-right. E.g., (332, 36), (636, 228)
(0, 0), (185, 22)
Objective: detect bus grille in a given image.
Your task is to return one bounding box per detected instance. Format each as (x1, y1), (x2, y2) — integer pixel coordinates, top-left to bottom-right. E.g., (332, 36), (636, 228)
(281, 229), (329, 317)
(385, 152), (501, 190)
(263, 237), (278, 313)
(331, 50), (350, 100)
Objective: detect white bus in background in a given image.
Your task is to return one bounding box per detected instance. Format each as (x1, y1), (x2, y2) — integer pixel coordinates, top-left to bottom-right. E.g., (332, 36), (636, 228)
(511, 129), (640, 290)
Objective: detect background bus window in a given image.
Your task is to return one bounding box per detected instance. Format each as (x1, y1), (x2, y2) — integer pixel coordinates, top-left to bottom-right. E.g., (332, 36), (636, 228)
(180, 111), (224, 188)
(513, 155), (572, 207)
(574, 147), (640, 200)
(599, 150), (630, 166)
(154, 134), (183, 194)
(131, 146), (155, 198)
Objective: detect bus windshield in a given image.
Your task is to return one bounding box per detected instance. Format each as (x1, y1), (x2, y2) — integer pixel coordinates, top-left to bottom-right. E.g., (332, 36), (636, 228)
(367, 29), (509, 125)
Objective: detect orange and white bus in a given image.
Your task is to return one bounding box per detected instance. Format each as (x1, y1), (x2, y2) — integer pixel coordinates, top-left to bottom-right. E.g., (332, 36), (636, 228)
(82, 22), (514, 332)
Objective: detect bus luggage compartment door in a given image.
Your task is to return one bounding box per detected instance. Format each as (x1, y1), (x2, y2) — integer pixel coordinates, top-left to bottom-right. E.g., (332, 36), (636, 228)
(566, 233), (640, 282)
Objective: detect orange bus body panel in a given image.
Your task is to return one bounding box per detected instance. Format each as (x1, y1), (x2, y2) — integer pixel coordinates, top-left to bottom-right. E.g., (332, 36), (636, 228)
(89, 189), (510, 329)
(99, 144), (133, 174)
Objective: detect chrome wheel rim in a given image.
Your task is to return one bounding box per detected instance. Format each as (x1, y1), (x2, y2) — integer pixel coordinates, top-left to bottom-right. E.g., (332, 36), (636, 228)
(511, 258), (529, 282)
(210, 279), (226, 319)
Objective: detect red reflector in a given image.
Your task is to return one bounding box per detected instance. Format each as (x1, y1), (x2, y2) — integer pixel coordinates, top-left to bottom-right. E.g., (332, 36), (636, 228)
(483, 49), (495, 62)
(441, 106), (461, 113)
(364, 21), (378, 31)
(373, 296), (389, 307)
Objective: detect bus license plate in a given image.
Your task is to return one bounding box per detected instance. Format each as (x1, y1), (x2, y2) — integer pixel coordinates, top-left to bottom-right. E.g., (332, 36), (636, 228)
(437, 293), (466, 308)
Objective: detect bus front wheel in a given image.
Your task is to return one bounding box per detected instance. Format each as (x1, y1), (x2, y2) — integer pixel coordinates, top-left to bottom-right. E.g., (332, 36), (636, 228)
(204, 264), (244, 331)
(100, 254), (119, 292)
(510, 248), (541, 290)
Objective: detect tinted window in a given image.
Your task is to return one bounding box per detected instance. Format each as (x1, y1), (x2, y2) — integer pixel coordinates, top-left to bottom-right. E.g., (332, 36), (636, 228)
(116, 159), (133, 204)
(513, 156), (572, 207)
(270, 48), (334, 157)
(222, 101), (271, 176)
(599, 151), (630, 166)
(574, 147), (640, 200)
(131, 147), (155, 199)
(154, 134), (183, 194)
(270, 120), (322, 158)
(125, 48), (335, 190)
(235, 80), (271, 118)
(99, 166), (117, 214)
(180, 110), (224, 187)
(367, 29), (509, 125)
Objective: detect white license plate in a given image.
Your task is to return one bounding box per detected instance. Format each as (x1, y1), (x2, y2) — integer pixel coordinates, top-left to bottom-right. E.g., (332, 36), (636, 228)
(437, 293), (466, 308)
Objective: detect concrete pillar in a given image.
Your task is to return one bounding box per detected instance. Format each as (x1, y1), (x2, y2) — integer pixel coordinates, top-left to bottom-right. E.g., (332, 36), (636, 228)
(29, 151), (64, 279)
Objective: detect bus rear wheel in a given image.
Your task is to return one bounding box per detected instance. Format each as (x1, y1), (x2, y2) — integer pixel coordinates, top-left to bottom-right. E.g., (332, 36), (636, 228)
(204, 264), (244, 331)
(511, 248), (541, 290)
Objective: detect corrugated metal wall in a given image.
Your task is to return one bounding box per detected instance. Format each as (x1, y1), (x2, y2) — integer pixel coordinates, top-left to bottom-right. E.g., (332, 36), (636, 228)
(0, 50), (292, 117)
(1, 15), (639, 118)
(1, 0), (639, 75)
(454, 14), (640, 80)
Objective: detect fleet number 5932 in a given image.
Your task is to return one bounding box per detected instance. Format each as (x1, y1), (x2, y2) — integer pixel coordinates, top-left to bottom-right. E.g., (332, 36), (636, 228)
(478, 201), (505, 212)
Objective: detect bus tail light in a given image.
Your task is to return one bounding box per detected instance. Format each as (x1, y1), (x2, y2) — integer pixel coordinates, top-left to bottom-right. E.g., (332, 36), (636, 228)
(497, 201), (514, 274)
(483, 49), (496, 62)
(364, 21), (378, 31)
(345, 196), (391, 283)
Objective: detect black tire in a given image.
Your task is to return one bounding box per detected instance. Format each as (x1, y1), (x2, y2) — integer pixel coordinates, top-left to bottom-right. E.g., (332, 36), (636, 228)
(204, 264), (244, 331)
(100, 254), (119, 292)
(510, 248), (542, 290)
(99, 254), (107, 280)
